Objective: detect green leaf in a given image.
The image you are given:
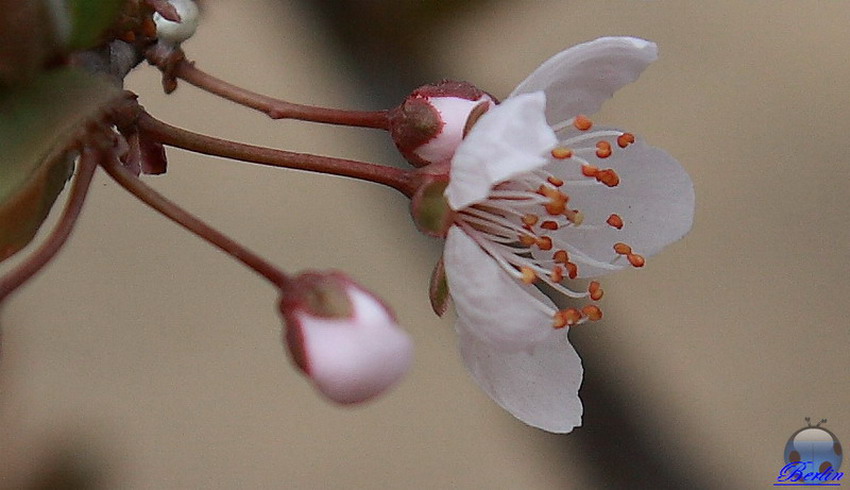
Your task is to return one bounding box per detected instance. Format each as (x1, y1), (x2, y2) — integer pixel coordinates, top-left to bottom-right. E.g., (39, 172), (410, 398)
(0, 67), (121, 261)
(67, 0), (126, 50)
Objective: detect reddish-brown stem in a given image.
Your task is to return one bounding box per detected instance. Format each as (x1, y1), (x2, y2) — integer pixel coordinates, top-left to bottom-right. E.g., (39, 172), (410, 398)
(98, 152), (291, 289)
(136, 111), (417, 197)
(0, 148), (98, 304)
(156, 51), (390, 130)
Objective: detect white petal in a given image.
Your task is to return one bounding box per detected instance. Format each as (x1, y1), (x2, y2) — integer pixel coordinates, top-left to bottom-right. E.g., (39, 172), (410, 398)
(510, 37), (657, 126)
(445, 92), (558, 210)
(444, 226), (556, 350)
(289, 288), (414, 404)
(459, 331), (583, 433)
(544, 135), (694, 277)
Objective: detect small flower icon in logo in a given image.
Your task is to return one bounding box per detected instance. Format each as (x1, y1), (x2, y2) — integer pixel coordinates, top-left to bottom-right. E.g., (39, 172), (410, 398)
(784, 418), (843, 475)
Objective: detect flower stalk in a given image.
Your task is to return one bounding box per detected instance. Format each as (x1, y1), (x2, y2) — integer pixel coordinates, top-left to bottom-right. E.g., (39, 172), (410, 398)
(146, 46), (390, 129)
(98, 149), (291, 289)
(136, 111), (417, 196)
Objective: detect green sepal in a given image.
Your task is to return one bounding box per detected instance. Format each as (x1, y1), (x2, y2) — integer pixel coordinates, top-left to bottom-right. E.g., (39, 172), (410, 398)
(429, 257), (450, 317)
(410, 179), (453, 238)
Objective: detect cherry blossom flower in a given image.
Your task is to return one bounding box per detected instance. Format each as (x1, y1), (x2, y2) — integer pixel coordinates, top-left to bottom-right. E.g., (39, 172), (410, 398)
(279, 272), (414, 405)
(422, 37), (695, 432)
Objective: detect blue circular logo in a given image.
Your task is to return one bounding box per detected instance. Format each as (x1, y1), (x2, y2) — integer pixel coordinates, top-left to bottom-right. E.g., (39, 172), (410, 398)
(784, 418), (843, 475)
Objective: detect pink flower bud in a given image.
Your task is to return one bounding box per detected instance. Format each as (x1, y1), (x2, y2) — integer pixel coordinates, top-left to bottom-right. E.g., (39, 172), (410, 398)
(153, 0), (200, 46)
(279, 272), (413, 404)
(389, 81), (496, 168)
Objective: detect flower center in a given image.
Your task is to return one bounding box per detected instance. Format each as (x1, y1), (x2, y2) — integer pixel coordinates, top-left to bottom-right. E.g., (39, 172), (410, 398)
(456, 115), (644, 329)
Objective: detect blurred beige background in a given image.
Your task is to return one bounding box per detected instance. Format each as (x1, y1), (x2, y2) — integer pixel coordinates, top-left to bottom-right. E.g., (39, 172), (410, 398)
(2, 1), (849, 488)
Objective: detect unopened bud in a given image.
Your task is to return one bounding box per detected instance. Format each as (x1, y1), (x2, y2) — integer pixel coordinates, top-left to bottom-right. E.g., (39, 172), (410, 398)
(278, 272), (413, 404)
(153, 0), (199, 46)
(389, 80), (495, 168)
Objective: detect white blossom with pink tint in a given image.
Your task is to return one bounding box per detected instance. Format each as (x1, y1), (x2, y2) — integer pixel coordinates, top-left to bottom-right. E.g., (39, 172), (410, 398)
(440, 37), (695, 432)
(280, 273), (413, 405)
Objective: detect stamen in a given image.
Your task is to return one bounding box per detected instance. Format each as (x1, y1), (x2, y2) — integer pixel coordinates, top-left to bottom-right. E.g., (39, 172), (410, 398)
(519, 234), (537, 247)
(582, 305), (603, 321)
(565, 262), (578, 279)
(547, 176), (564, 187)
(553, 250), (569, 264)
(606, 214), (624, 229)
(613, 242), (632, 255)
(536, 236), (553, 251)
(581, 165), (599, 177)
(550, 266), (564, 283)
(551, 147), (573, 159)
(560, 130), (624, 147)
(595, 169), (620, 187)
(540, 220), (559, 231)
(617, 133), (635, 148)
(564, 209), (584, 226)
(520, 266), (537, 284)
(522, 214), (539, 227)
(545, 199), (567, 216)
(573, 115), (593, 131)
(627, 253), (646, 268)
(595, 141), (612, 159)
(486, 190), (549, 203)
(553, 308), (582, 329)
(588, 281), (604, 301)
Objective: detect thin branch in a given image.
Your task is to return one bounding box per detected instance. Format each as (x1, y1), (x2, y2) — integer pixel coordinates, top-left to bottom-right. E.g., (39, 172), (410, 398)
(98, 151), (291, 289)
(148, 47), (390, 129)
(136, 111), (417, 197)
(0, 148), (98, 304)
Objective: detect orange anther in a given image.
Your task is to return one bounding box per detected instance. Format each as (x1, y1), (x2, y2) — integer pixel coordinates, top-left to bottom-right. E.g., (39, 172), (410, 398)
(613, 242), (632, 255)
(574, 115), (593, 131)
(553, 313), (568, 329)
(547, 176), (565, 187)
(565, 209), (584, 226)
(551, 147), (573, 159)
(554, 308), (583, 329)
(588, 281), (604, 301)
(550, 266), (564, 283)
(520, 266), (537, 284)
(537, 184), (554, 198)
(617, 132), (636, 148)
(553, 250), (569, 264)
(541, 220), (559, 231)
(595, 141), (613, 159)
(537, 236), (553, 251)
(606, 214), (624, 229)
(595, 168), (620, 187)
(545, 200), (567, 216)
(566, 262), (578, 279)
(581, 164), (599, 177)
(522, 214), (539, 227)
(519, 234), (537, 247)
(582, 305), (603, 321)
(627, 253), (646, 268)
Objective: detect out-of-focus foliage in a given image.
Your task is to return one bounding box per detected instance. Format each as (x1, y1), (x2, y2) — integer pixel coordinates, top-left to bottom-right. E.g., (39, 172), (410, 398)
(0, 68), (120, 261)
(67, 0), (127, 50)
(0, 1), (61, 84)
